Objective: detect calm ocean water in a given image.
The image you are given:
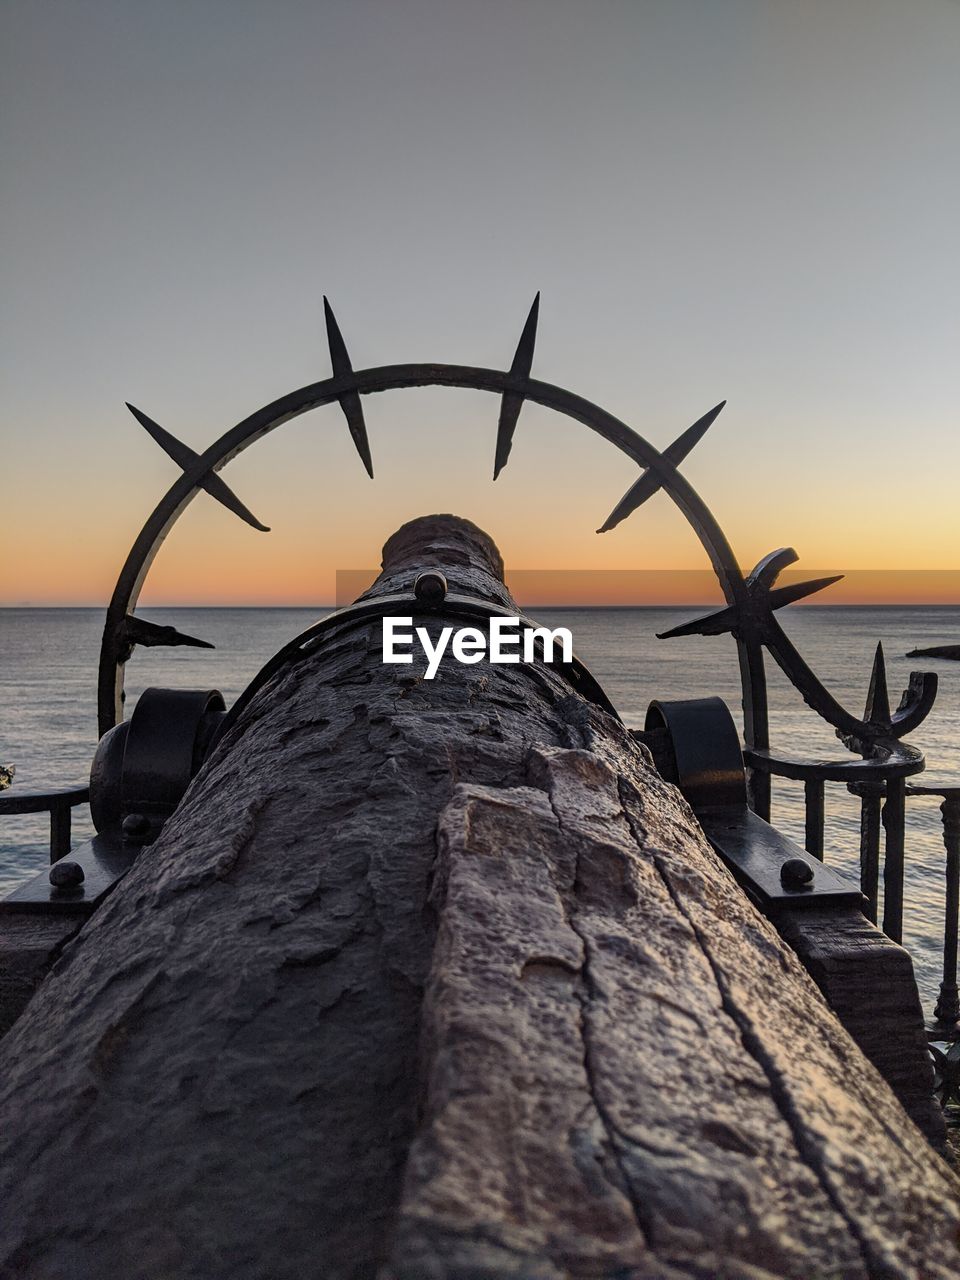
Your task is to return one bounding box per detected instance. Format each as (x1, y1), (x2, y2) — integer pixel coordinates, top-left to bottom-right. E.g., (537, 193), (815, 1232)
(3, 605), (960, 1012)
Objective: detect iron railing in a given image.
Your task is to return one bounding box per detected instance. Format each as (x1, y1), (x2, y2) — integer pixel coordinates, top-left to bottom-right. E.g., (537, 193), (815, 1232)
(748, 752), (960, 1037)
(0, 786), (90, 863)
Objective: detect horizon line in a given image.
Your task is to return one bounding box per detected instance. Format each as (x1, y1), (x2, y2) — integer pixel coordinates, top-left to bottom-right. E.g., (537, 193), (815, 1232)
(5, 601), (960, 611)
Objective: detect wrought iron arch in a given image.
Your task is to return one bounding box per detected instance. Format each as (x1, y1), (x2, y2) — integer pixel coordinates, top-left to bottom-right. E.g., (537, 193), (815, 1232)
(99, 297), (937, 817)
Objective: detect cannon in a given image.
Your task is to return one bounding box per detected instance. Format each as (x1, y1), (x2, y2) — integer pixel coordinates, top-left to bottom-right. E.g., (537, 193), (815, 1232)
(0, 515), (955, 1279)
(1, 302), (958, 1277)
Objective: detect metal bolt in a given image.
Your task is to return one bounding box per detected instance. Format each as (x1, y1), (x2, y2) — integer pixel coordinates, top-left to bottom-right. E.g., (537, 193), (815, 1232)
(122, 812), (152, 841)
(49, 860), (84, 889)
(414, 571), (448, 606)
(780, 857), (814, 890)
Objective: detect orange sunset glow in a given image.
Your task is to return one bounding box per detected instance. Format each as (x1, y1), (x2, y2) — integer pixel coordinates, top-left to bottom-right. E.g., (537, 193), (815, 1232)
(4, 387), (959, 609)
(3, 2), (958, 609)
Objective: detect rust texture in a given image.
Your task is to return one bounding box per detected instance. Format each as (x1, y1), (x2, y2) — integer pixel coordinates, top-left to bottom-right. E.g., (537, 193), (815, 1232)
(1, 516), (957, 1280)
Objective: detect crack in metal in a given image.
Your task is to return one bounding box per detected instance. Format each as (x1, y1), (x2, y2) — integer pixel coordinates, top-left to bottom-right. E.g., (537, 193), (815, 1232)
(616, 775), (878, 1280)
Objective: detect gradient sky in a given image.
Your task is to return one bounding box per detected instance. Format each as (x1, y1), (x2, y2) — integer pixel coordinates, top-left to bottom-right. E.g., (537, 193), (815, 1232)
(2, 0), (959, 606)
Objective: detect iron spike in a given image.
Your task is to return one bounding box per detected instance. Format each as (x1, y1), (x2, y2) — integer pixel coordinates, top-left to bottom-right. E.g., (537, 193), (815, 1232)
(120, 615), (215, 652)
(656, 570), (842, 641)
(323, 297), (374, 478)
(597, 401), (726, 533)
(126, 403), (270, 532)
(657, 603), (739, 640)
(744, 551), (841, 606)
(766, 575), (844, 609)
(865, 642), (892, 724)
(493, 293), (540, 480)
(509, 292), (540, 378)
(323, 297), (351, 375)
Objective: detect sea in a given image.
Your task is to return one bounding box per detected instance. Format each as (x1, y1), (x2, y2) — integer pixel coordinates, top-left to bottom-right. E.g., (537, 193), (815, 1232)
(3, 605), (960, 1014)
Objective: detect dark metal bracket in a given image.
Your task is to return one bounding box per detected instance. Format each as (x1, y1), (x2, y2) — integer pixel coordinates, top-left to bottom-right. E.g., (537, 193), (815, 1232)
(647, 696), (864, 910)
(1, 688), (225, 920)
(0, 835), (141, 917)
(694, 807), (864, 910)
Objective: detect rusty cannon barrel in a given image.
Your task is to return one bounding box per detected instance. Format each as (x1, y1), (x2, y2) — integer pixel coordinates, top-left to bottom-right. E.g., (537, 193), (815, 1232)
(0, 515), (958, 1280)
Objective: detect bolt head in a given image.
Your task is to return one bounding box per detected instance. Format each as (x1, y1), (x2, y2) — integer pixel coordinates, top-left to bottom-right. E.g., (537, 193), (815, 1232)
(780, 857), (814, 889)
(414, 571), (448, 606)
(122, 813), (152, 841)
(49, 860), (84, 889)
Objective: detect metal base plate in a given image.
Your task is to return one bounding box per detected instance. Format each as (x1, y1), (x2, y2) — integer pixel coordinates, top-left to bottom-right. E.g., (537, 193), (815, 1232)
(697, 807), (865, 909)
(0, 836), (139, 916)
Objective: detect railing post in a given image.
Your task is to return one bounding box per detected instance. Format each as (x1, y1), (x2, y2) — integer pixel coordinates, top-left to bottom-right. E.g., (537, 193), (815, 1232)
(803, 778), (825, 861)
(0, 786), (87, 865)
(49, 798), (72, 863)
(748, 769), (771, 823)
(934, 796), (960, 1026)
(882, 777), (907, 944)
(850, 780), (884, 925)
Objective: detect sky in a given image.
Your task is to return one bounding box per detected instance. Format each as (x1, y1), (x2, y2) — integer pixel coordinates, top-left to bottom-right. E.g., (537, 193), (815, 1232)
(2, 0), (959, 606)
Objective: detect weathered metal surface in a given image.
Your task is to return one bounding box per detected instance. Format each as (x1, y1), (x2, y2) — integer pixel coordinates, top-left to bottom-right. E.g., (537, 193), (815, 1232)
(90, 688), (225, 836)
(3, 516), (957, 1279)
(393, 746), (957, 1276)
(215, 588), (619, 744)
(645, 693), (939, 1139)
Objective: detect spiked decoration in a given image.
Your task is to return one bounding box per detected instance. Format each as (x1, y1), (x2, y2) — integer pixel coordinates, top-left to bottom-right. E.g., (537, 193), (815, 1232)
(493, 293), (540, 480)
(657, 550), (843, 640)
(864, 642), (892, 724)
(127, 403), (270, 532)
(324, 297), (374, 478)
(858, 642), (937, 739)
(890, 669), (939, 738)
(117, 615), (215, 664)
(598, 401), (726, 534)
